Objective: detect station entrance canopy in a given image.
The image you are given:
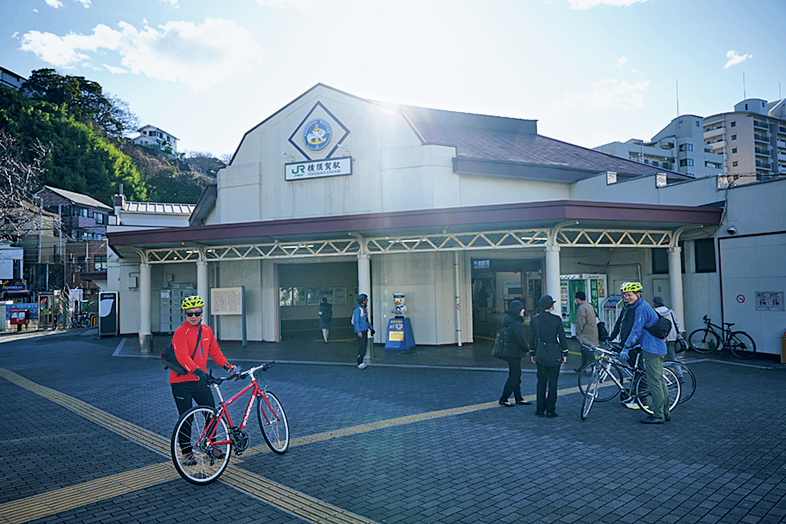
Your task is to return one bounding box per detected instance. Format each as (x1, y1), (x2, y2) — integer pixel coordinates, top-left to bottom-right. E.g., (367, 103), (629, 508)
(108, 199), (723, 261)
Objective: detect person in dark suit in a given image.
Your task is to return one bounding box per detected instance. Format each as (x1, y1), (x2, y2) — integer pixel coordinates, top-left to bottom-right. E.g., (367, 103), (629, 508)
(529, 295), (568, 417)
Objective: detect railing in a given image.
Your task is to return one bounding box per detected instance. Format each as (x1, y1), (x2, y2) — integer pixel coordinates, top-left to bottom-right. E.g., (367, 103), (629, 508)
(754, 121), (769, 129)
(754, 134), (769, 142)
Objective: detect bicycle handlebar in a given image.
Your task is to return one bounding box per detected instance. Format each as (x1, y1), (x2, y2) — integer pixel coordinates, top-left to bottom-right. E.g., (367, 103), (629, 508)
(205, 361), (276, 386)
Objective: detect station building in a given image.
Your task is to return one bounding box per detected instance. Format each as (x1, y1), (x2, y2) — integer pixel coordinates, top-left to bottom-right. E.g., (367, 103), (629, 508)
(107, 84), (786, 359)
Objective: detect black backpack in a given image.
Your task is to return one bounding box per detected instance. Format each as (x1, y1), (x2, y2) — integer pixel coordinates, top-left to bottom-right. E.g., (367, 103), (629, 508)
(644, 311), (672, 339)
(161, 325), (201, 375)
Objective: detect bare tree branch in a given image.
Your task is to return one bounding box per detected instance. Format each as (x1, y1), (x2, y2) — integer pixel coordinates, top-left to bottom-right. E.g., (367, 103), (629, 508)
(0, 130), (50, 242)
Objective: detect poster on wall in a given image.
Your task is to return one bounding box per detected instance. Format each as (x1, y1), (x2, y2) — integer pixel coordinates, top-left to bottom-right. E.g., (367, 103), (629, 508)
(279, 287), (292, 307)
(307, 288), (320, 306)
(332, 286), (346, 305)
(756, 291), (784, 311)
(293, 287), (306, 306)
(320, 286), (333, 303)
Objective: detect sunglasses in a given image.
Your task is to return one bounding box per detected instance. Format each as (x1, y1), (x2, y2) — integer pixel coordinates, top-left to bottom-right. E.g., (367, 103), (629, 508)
(185, 311), (203, 317)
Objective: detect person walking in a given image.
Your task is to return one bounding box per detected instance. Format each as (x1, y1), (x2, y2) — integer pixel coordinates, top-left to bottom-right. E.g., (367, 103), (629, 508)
(318, 297), (333, 344)
(352, 294), (374, 369)
(529, 295), (568, 417)
(619, 282), (669, 424)
(170, 295), (236, 464)
(652, 296), (683, 380)
(574, 291), (599, 372)
(498, 300), (532, 407)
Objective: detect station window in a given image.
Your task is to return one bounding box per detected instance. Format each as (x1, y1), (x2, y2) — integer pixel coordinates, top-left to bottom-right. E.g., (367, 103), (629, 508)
(652, 242), (685, 274)
(731, 135), (737, 141)
(732, 148), (737, 154)
(694, 239), (716, 273)
(733, 161), (738, 167)
(731, 121), (736, 127)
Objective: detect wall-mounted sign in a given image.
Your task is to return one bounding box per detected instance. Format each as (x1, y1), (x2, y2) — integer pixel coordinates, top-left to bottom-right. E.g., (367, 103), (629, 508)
(756, 291), (784, 311)
(303, 118), (331, 151)
(285, 157), (352, 181)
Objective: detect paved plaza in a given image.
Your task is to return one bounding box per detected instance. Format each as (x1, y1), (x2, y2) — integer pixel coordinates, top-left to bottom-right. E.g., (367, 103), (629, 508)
(1, 327), (786, 524)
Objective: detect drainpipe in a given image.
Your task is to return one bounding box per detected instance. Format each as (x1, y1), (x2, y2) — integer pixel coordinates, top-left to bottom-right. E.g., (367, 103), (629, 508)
(454, 251), (462, 346)
(669, 225), (703, 334)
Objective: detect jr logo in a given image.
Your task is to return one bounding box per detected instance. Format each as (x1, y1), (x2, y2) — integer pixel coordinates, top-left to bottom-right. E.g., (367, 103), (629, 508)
(290, 165), (305, 175)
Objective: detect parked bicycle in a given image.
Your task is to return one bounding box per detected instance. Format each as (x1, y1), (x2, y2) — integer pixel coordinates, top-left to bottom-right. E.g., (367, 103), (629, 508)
(688, 315), (756, 360)
(71, 312), (92, 328)
(578, 344), (695, 405)
(579, 345), (681, 420)
(171, 361), (290, 485)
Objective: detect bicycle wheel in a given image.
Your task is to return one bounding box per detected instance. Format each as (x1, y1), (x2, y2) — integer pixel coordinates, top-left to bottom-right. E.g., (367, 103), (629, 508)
(580, 372), (600, 420)
(79, 317), (91, 328)
(171, 406), (231, 485)
(729, 331), (756, 360)
(633, 367), (681, 415)
(664, 362), (696, 403)
(688, 329), (720, 354)
(257, 391), (289, 454)
(578, 361), (624, 402)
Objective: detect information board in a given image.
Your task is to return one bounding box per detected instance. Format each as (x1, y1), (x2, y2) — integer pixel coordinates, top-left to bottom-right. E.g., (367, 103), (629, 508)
(211, 287), (244, 315)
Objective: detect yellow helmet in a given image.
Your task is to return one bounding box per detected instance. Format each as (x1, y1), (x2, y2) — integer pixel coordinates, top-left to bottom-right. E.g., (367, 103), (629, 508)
(621, 282), (643, 294)
(181, 295), (205, 310)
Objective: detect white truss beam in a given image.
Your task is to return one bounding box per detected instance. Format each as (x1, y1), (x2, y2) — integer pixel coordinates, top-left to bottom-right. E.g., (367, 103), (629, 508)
(137, 227), (675, 264)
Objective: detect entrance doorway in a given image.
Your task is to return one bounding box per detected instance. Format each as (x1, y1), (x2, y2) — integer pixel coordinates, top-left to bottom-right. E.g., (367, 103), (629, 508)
(471, 258), (543, 337)
(277, 262), (358, 344)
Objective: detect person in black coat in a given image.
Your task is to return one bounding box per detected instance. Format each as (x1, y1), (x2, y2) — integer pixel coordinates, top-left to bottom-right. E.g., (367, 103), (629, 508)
(529, 295), (568, 417)
(499, 300), (532, 407)
(318, 298), (333, 343)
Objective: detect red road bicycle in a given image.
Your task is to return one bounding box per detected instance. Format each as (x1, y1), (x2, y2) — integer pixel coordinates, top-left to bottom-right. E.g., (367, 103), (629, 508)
(171, 361), (290, 485)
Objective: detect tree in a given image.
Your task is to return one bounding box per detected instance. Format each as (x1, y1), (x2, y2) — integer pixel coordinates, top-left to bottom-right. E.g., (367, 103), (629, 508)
(20, 69), (135, 139)
(0, 130), (49, 242)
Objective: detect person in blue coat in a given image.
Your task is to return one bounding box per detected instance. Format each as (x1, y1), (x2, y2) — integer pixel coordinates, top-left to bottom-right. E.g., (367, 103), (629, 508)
(353, 294), (374, 369)
(620, 282), (669, 424)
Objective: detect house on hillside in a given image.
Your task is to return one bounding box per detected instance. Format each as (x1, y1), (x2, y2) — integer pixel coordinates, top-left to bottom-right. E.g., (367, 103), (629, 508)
(131, 125), (180, 156)
(0, 66), (26, 90)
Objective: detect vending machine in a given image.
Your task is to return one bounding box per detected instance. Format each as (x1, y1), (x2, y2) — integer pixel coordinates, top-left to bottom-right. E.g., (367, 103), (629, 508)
(559, 274), (608, 337)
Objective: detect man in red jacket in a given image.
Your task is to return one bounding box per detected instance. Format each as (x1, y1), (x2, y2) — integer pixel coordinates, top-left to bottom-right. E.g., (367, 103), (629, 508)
(170, 296), (236, 463)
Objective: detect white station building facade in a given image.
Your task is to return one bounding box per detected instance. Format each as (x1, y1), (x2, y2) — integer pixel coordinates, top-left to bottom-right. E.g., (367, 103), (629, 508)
(107, 84), (786, 359)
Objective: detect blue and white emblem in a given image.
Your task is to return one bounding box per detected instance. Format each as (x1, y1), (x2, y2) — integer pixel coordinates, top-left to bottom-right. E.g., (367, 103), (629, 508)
(303, 118), (332, 151)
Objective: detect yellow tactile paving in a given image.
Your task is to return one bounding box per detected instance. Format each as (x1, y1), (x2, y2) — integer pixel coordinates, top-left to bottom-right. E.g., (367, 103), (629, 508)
(0, 367), (582, 524)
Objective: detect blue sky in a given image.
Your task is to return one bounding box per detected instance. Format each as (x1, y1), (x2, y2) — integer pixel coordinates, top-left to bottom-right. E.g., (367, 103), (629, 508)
(2, 0), (785, 159)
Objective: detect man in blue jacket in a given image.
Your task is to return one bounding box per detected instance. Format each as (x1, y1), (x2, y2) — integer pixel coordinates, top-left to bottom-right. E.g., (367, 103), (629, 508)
(353, 294), (374, 369)
(620, 282), (669, 424)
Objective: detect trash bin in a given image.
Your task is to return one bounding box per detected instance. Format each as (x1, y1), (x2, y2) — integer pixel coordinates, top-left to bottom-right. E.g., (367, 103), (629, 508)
(781, 329), (786, 364)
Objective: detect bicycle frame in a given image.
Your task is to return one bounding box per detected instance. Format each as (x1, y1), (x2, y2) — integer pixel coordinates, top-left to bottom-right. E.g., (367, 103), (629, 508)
(703, 317), (732, 347)
(196, 369), (280, 450)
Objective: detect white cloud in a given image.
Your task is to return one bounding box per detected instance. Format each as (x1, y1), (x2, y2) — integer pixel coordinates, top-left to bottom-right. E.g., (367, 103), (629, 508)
(45, 0), (63, 8)
(19, 18), (265, 91)
(569, 0), (649, 8)
(103, 64), (128, 74)
(616, 56), (628, 68)
(551, 77), (651, 114)
(723, 50), (751, 69)
(160, 0), (179, 7)
(255, 0), (313, 15)
(75, 0), (91, 7)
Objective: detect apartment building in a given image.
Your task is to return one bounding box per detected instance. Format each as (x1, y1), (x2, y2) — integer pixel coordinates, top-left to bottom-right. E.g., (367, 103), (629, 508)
(595, 114), (725, 178)
(704, 98), (786, 185)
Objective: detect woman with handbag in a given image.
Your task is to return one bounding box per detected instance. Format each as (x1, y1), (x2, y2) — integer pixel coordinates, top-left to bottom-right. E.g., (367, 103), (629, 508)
(529, 295), (568, 417)
(498, 300), (532, 407)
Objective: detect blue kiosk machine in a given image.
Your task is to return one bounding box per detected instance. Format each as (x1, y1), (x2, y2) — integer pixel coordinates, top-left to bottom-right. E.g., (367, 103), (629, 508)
(384, 293), (416, 350)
